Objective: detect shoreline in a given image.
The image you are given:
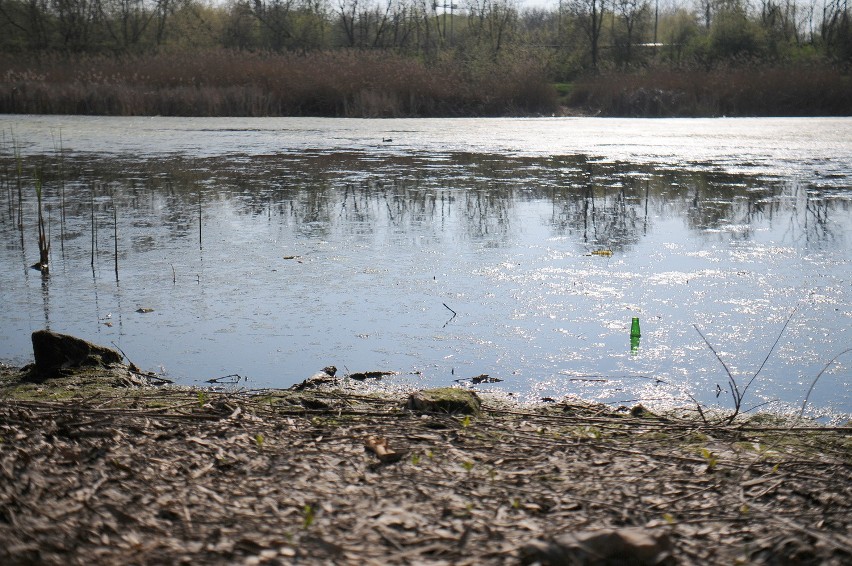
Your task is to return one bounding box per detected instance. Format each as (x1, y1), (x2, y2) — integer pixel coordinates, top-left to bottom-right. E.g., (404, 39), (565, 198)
(2, 361), (850, 564)
(2, 51), (850, 119)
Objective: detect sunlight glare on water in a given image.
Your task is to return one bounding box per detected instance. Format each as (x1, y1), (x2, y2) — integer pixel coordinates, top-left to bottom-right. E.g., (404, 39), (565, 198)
(0, 115), (850, 420)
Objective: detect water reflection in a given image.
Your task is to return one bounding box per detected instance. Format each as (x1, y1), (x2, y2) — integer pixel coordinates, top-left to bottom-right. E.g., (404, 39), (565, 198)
(1, 150), (850, 417)
(9, 152), (843, 253)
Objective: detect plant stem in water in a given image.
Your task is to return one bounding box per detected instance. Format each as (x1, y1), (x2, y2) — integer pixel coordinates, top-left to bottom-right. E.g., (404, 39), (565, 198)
(16, 146), (23, 234)
(198, 187), (202, 251)
(91, 184), (97, 269)
(35, 170), (50, 274)
(112, 192), (118, 282)
(57, 130), (66, 255)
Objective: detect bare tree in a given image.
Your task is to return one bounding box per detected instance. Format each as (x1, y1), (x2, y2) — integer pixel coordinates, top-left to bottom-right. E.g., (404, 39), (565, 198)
(94, 0), (160, 50)
(221, 0), (260, 49)
(337, 0), (357, 45)
(464, 0), (518, 57)
(697, 0), (712, 28)
(0, 0), (52, 49)
(613, 0), (650, 66)
(153, 0), (171, 45)
(821, 0), (851, 58)
(570, 0), (607, 69)
(252, 0), (295, 51)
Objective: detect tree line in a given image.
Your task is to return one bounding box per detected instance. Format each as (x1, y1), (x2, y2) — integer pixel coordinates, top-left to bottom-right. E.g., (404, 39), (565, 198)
(1, 0), (849, 72)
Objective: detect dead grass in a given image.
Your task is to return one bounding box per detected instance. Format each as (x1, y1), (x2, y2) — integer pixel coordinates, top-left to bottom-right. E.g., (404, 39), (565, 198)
(568, 65), (852, 117)
(0, 50), (557, 117)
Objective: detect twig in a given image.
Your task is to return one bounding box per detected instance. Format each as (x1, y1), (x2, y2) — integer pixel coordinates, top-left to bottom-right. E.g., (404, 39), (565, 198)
(741, 305), (798, 399)
(685, 392), (710, 426)
(741, 399), (776, 414)
(205, 374), (245, 384)
(111, 341), (131, 364)
(694, 307), (797, 425)
(442, 303), (457, 328)
(112, 192), (118, 282)
(693, 323), (741, 420)
(753, 502), (852, 556)
(799, 347), (852, 419)
(110, 341), (140, 373)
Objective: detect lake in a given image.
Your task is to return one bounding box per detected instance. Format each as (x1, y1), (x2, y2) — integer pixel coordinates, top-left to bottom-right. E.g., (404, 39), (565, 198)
(1, 115), (850, 420)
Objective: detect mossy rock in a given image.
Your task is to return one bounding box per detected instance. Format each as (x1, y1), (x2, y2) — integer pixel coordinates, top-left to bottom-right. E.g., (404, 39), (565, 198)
(406, 387), (482, 415)
(743, 413), (792, 427)
(630, 404), (658, 419)
(0, 365), (158, 402)
(31, 330), (123, 378)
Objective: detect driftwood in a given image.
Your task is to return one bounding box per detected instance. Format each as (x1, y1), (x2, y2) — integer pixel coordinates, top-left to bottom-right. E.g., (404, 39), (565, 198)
(290, 366), (338, 391)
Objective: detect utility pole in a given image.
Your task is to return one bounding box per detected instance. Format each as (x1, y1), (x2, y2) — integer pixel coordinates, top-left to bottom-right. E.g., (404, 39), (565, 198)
(433, 1), (458, 44)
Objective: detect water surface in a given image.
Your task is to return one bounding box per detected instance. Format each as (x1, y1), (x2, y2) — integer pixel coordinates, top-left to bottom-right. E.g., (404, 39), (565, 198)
(1, 116), (850, 419)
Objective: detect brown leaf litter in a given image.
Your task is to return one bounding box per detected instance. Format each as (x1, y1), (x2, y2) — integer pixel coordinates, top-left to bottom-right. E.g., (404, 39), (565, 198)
(1, 376), (850, 565)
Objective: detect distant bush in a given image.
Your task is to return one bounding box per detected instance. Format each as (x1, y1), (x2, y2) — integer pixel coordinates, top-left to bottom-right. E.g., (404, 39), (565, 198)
(0, 50), (558, 117)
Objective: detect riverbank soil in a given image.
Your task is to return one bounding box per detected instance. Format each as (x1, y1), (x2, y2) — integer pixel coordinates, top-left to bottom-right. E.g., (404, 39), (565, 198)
(1, 364), (850, 565)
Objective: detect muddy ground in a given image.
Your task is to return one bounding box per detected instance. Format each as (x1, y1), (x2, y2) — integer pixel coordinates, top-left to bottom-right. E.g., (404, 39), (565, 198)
(1, 363), (850, 565)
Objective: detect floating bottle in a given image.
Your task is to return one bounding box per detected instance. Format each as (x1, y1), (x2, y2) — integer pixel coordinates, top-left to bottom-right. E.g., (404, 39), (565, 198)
(630, 317), (641, 353)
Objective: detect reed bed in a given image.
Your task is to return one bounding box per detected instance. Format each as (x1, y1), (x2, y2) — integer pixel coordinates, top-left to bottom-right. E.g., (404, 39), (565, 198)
(0, 50), (557, 117)
(568, 65), (852, 117)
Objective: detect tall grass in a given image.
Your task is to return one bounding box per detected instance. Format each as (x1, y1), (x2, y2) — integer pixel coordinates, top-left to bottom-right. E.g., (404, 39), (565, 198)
(568, 64), (852, 117)
(13, 138), (23, 231)
(34, 171), (49, 273)
(0, 50), (557, 117)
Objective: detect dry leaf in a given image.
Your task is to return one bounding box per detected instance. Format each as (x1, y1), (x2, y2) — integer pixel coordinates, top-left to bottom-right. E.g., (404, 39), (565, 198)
(364, 435), (405, 463)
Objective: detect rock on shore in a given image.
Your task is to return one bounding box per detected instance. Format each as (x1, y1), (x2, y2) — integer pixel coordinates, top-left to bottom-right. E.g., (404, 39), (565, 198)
(30, 330), (123, 378)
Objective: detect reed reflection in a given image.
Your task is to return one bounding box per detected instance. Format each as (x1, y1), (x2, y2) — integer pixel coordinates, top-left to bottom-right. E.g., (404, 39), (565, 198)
(1, 152), (848, 273)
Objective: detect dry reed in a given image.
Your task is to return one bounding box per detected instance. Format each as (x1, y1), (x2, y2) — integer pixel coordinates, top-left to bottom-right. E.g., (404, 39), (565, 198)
(568, 65), (852, 116)
(0, 50), (557, 117)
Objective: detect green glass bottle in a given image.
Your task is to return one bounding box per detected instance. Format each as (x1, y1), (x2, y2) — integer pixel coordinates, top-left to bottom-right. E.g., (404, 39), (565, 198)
(630, 317), (641, 353)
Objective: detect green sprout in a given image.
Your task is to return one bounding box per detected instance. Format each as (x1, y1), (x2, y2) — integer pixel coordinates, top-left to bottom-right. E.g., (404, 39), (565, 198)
(302, 504), (314, 529)
(700, 447), (718, 471)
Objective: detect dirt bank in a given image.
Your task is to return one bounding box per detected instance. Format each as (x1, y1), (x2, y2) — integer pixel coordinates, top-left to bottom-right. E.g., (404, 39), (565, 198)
(1, 363), (850, 565)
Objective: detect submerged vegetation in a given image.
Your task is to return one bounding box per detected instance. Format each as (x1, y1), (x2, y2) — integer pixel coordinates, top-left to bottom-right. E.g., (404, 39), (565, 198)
(2, 148), (848, 415)
(0, 0), (850, 116)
